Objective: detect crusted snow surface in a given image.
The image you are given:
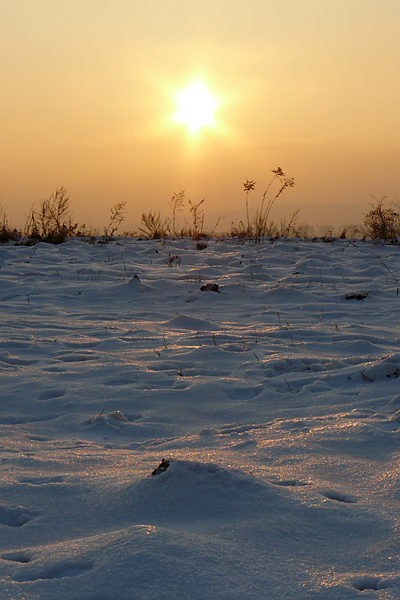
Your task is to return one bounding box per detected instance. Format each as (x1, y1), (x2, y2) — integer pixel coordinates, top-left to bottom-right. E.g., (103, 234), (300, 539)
(1, 237), (400, 599)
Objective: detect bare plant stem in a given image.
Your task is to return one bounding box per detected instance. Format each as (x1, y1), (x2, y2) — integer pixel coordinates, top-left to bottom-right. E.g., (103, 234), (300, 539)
(378, 255), (399, 284)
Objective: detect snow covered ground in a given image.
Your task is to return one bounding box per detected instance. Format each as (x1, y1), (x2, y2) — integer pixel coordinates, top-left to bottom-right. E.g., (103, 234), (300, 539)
(1, 236), (400, 599)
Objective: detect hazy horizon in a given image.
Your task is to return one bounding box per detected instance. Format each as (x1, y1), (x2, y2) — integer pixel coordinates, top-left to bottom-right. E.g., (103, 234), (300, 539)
(2, 0), (400, 230)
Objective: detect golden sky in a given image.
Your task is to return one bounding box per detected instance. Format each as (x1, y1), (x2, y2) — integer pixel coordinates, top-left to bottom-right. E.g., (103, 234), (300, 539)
(2, 0), (400, 230)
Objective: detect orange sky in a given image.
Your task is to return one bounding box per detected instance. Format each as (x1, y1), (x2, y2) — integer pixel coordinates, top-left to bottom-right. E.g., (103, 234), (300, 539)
(1, 0), (400, 231)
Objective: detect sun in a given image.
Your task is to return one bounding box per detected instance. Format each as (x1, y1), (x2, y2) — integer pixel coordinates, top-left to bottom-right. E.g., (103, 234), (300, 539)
(175, 83), (217, 132)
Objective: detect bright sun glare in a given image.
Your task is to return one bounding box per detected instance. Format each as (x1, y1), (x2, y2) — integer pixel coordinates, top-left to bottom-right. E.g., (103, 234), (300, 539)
(175, 84), (217, 132)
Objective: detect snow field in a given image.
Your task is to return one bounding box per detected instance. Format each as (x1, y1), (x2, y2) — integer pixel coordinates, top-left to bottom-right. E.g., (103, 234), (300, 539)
(0, 237), (400, 599)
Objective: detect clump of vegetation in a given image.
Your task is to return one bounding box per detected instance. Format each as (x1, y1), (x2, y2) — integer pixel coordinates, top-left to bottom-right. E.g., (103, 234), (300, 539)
(363, 196), (400, 240)
(139, 191), (185, 239)
(0, 205), (19, 243)
(139, 192), (211, 240)
(104, 202), (127, 238)
(24, 187), (77, 244)
(243, 179), (256, 233)
(233, 167), (295, 241)
(168, 190), (185, 236)
(138, 211), (170, 239)
(278, 209), (310, 238)
(338, 225), (360, 240)
(21, 191), (127, 244)
(188, 197), (205, 239)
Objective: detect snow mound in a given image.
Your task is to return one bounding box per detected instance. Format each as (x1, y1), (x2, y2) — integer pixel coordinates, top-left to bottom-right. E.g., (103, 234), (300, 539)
(81, 410), (130, 429)
(123, 460), (283, 523)
(165, 314), (220, 331)
(362, 354), (400, 381)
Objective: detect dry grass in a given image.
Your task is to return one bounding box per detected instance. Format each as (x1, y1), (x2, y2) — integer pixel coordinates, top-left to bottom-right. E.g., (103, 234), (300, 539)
(363, 196), (400, 240)
(2, 179), (399, 245)
(23, 187), (77, 244)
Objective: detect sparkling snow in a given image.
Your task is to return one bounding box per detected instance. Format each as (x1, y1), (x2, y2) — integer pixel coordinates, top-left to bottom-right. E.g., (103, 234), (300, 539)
(1, 237), (400, 599)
